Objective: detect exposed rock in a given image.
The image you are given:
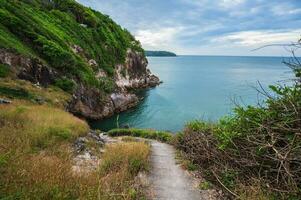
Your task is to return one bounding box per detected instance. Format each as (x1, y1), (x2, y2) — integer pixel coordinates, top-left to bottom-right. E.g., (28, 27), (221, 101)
(72, 130), (117, 174)
(74, 137), (88, 153)
(0, 48), (160, 120)
(70, 44), (84, 54)
(115, 49), (161, 90)
(72, 151), (100, 174)
(96, 69), (107, 78)
(0, 49), (56, 86)
(0, 98), (11, 104)
(99, 132), (119, 144)
(68, 84), (115, 120)
(148, 74), (161, 87)
(88, 59), (97, 67)
(110, 93), (139, 112)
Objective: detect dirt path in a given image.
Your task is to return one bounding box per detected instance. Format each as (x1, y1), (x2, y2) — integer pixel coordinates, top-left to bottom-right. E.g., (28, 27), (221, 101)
(147, 141), (203, 200)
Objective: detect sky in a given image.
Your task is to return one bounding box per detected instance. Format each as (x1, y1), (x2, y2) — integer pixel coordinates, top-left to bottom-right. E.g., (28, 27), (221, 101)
(77, 0), (301, 56)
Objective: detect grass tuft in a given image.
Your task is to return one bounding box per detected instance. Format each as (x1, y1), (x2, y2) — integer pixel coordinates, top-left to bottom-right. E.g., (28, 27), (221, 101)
(108, 128), (173, 142)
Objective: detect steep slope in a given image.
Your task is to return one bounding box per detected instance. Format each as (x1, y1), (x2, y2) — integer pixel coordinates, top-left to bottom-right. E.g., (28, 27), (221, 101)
(0, 0), (160, 119)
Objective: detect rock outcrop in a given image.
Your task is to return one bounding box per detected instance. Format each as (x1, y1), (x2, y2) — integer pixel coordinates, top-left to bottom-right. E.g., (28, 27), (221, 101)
(68, 49), (160, 120)
(0, 48), (160, 120)
(0, 49), (56, 86)
(115, 50), (161, 90)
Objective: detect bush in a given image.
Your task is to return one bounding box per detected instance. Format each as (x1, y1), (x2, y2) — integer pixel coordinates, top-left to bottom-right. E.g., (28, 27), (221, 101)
(35, 36), (76, 70)
(174, 65), (301, 198)
(54, 77), (76, 93)
(0, 64), (10, 78)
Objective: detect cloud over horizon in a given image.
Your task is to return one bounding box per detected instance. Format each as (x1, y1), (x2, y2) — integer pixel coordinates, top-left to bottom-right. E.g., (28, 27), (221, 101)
(78, 0), (301, 56)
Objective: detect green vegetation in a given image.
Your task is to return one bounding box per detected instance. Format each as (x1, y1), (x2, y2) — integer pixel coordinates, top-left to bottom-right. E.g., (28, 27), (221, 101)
(0, 0), (143, 91)
(0, 78), (71, 108)
(145, 50), (177, 57)
(0, 64), (9, 78)
(54, 77), (76, 93)
(0, 101), (150, 199)
(108, 128), (173, 142)
(174, 65), (301, 199)
(199, 181), (212, 190)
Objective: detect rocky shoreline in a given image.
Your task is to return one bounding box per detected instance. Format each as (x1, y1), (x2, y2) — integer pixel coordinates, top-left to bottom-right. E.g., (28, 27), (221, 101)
(0, 48), (161, 120)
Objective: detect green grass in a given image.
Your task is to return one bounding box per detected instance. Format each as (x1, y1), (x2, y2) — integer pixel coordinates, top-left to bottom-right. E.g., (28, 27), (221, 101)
(0, 85), (34, 99)
(0, 64), (10, 78)
(0, 78), (71, 108)
(0, 0), (144, 92)
(108, 128), (173, 142)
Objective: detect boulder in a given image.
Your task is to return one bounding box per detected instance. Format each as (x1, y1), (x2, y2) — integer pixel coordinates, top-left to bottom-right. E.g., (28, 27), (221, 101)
(0, 98), (11, 104)
(110, 93), (139, 112)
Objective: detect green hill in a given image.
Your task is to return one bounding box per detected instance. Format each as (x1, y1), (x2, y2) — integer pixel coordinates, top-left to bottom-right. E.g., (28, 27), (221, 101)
(0, 0), (159, 119)
(0, 0), (143, 80)
(145, 50), (177, 57)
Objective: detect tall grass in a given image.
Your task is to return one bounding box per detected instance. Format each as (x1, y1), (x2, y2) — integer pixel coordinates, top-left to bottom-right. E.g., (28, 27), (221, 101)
(0, 102), (150, 199)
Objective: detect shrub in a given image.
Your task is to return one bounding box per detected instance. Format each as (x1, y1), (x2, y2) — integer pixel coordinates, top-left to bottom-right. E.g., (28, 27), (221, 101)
(0, 85), (34, 99)
(35, 36), (76, 70)
(0, 64), (10, 78)
(174, 65), (301, 198)
(54, 77), (76, 93)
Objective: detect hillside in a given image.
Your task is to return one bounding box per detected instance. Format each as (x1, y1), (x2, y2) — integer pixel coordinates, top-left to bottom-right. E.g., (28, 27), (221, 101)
(0, 0), (160, 119)
(145, 50), (177, 57)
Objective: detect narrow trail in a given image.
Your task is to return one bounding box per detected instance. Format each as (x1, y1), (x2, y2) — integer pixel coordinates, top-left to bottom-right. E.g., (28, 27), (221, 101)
(147, 141), (203, 200)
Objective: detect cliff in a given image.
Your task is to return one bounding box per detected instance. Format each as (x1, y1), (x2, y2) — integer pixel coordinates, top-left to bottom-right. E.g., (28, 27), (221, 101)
(0, 0), (160, 119)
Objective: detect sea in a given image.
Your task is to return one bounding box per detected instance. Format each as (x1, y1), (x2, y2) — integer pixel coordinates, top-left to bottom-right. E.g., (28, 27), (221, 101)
(90, 56), (293, 132)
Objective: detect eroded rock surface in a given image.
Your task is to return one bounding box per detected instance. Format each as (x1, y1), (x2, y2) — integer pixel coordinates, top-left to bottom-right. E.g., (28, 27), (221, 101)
(0, 49), (56, 86)
(0, 48), (160, 120)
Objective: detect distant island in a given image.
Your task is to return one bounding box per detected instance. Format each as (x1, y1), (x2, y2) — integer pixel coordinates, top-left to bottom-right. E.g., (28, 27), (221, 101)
(145, 51), (177, 57)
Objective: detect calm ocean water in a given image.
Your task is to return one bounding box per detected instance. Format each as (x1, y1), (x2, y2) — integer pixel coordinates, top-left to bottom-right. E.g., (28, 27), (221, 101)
(90, 56), (292, 132)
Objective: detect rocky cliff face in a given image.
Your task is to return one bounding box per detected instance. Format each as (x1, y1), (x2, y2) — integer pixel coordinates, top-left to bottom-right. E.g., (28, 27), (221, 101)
(0, 49), (56, 86)
(0, 48), (160, 120)
(115, 50), (161, 90)
(68, 49), (160, 120)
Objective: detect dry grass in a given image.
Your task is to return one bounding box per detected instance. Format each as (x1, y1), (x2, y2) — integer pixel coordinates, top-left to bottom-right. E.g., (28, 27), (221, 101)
(0, 102), (150, 199)
(0, 78), (71, 108)
(98, 142), (150, 200)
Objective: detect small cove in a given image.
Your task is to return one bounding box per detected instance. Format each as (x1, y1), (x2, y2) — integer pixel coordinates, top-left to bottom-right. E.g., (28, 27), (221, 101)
(90, 56), (292, 132)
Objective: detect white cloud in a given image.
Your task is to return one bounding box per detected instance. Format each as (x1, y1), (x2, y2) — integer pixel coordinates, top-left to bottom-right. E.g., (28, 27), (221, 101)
(271, 3), (301, 16)
(135, 27), (183, 49)
(219, 0), (245, 9)
(212, 29), (301, 46)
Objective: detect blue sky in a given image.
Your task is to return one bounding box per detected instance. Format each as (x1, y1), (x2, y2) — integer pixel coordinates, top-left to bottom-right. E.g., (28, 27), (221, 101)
(78, 0), (301, 56)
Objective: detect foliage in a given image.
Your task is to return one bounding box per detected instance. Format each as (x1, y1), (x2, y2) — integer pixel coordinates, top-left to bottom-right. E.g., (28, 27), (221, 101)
(174, 65), (301, 198)
(54, 77), (76, 93)
(0, 85), (34, 100)
(108, 128), (173, 142)
(0, 64), (9, 78)
(0, 0), (144, 92)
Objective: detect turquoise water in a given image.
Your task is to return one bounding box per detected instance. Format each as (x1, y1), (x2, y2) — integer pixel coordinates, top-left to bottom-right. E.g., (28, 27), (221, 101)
(90, 56), (292, 132)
